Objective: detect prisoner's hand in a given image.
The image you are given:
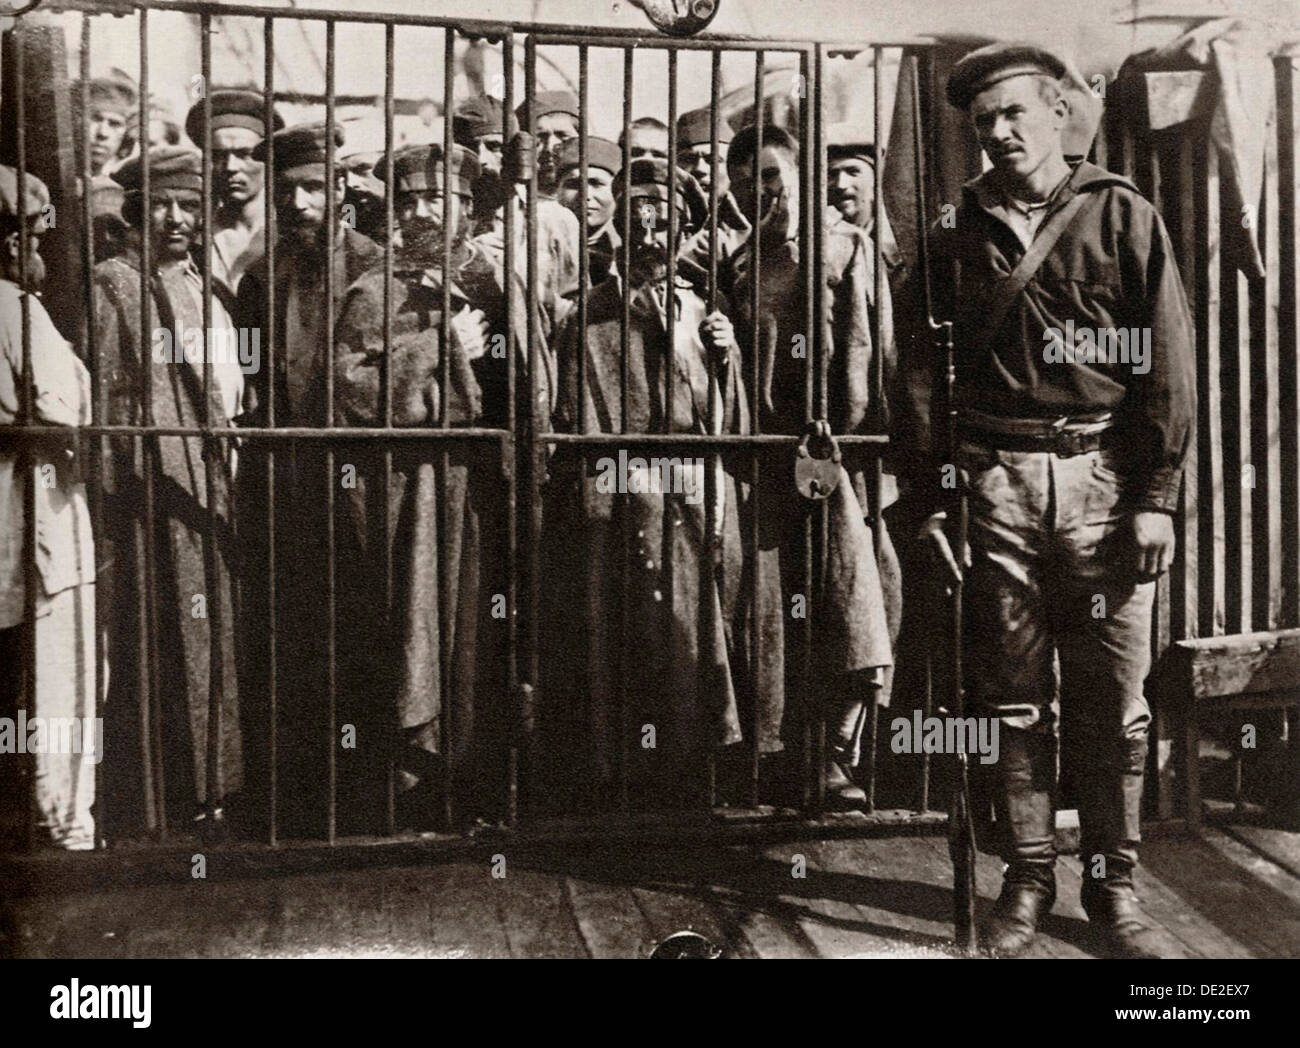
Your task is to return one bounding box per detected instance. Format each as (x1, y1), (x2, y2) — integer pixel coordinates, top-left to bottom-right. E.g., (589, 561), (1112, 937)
(698, 311), (735, 365)
(918, 510), (966, 588)
(1132, 510), (1175, 581)
(451, 305), (491, 361)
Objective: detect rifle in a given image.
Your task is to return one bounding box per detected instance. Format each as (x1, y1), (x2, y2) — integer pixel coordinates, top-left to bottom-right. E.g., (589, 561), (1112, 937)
(907, 53), (977, 953)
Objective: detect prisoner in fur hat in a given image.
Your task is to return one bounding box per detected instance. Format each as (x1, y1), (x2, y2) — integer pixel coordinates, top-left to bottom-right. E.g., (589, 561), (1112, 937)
(374, 142), (480, 198)
(613, 156), (707, 229)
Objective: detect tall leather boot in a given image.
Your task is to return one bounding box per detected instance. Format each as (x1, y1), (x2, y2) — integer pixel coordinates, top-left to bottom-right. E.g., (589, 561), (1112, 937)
(1078, 734), (1164, 959)
(981, 727), (1057, 957)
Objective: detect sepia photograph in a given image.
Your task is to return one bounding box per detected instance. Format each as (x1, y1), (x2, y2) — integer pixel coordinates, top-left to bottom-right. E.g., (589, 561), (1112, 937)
(0, 0), (1298, 1015)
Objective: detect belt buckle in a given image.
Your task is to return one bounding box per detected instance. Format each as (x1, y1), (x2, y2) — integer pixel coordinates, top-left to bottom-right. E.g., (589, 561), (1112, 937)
(1044, 416), (1074, 457)
(1056, 426), (1088, 458)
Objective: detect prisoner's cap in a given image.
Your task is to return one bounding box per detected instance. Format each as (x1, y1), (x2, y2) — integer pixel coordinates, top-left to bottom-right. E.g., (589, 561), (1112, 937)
(555, 136), (622, 178)
(89, 174), (125, 217)
(253, 121), (346, 179)
(826, 123), (879, 164)
(676, 106), (734, 149)
(375, 142), (479, 197)
(726, 123), (799, 170)
(81, 69), (138, 117)
(454, 95), (518, 144)
(338, 117), (387, 165)
(514, 90), (579, 128)
(0, 165), (51, 221)
(111, 146), (203, 195)
(185, 88), (283, 145)
(613, 157), (706, 227)
(946, 41), (1068, 110)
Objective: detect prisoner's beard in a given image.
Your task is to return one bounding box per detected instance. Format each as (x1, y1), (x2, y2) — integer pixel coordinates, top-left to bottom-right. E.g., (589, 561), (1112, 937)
(398, 212), (471, 269)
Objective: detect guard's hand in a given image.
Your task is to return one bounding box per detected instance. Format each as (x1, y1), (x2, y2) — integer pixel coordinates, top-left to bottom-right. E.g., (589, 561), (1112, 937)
(1132, 510), (1175, 581)
(918, 510), (967, 589)
(698, 311), (735, 365)
(451, 305), (491, 361)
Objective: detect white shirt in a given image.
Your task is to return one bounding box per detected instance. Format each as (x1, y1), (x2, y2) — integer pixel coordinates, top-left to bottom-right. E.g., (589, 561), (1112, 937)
(0, 280), (95, 629)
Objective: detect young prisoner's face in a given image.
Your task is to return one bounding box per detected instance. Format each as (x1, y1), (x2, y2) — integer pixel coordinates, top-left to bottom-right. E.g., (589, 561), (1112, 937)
(969, 75), (1067, 182)
(535, 113), (578, 189)
(728, 143), (799, 242)
(557, 167), (615, 233)
(274, 171), (344, 245)
(827, 156), (874, 226)
(89, 109), (129, 173)
(395, 187), (470, 263)
(213, 126), (266, 207)
(677, 142), (728, 197)
(148, 191), (201, 262)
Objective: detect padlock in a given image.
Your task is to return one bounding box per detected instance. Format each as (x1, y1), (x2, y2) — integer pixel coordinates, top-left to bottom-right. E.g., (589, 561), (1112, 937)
(794, 420), (842, 501)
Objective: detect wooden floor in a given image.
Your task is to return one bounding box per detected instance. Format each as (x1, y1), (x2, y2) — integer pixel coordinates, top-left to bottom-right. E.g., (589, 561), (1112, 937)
(4, 818), (1300, 958)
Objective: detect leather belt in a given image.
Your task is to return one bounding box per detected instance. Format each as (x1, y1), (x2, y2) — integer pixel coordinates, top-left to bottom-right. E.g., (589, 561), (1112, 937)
(957, 409), (1117, 458)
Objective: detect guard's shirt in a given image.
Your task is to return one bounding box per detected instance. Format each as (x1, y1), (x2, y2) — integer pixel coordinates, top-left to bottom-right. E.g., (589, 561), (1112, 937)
(891, 160), (1195, 513)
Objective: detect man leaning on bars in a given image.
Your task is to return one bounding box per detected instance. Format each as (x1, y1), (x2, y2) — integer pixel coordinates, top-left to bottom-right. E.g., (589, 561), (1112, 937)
(0, 166), (98, 851)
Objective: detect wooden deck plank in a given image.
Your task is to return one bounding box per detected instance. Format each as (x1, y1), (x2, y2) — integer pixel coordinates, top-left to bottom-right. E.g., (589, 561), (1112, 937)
(490, 860), (589, 959)
(564, 875), (656, 959)
(808, 837), (956, 957)
(781, 840), (917, 958)
(1139, 835), (1299, 957)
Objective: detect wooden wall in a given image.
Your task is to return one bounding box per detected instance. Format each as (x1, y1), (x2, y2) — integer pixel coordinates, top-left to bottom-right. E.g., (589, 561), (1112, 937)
(1097, 60), (1300, 815)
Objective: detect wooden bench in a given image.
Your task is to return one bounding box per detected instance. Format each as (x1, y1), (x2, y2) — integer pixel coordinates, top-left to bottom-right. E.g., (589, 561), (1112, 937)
(1155, 629), (1300, 832)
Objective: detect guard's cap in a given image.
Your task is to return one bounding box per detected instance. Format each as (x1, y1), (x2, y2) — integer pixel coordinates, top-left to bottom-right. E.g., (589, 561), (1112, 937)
(454, 96), (519, 144)
(676, 106), (733, 149)
(826, 123), (879, 163)
(375, 142), (480, 197)
(515, 90), (579, 128)
(555, 136), (622, 178)
(0, 165), (51, 221)
(946, 41), (1068, 110)
(111, 146), (203, 195)
(253, 121), (346, 179)
(185, 88), (283, 145)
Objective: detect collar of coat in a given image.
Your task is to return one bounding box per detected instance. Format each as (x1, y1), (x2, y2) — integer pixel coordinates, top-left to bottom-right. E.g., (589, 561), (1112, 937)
(963, 159), (1138, 235)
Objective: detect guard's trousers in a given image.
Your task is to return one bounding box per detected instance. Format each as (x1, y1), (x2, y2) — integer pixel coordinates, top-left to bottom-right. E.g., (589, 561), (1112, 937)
(956, 438), (1155, 884)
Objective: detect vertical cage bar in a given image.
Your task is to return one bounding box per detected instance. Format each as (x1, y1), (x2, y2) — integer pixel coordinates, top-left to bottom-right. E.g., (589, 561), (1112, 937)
(382, 19), (396, 837)
(617, 44), (633, 811)
(523, 34), (544, 824)
(864, 43), (887, 814)
(14, 20), (36, 851)
(439, 24), (455, 830)
(324, 17), (338, 843)
(79, 13), (107, 848)
(262, 14), (279, 846)
(577, 45), (589, 421)
(199, 10), (225, 825)
(748, 49), (764, 809)
(502, 29), (520, 828)
(138, 6), (167, 838)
